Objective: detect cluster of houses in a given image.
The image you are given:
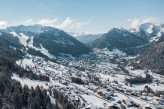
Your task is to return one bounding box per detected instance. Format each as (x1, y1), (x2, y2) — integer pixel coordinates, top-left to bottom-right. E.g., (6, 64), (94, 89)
(20, 49), (164, 109)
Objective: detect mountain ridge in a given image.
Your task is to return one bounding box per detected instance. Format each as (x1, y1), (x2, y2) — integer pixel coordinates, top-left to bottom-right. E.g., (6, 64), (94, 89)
(1, 25), (92, 57)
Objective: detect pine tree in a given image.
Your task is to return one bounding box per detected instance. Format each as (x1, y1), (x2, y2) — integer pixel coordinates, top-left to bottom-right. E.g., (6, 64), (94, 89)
(12, 88), (22, 109)
(27, 90), (35, 109)
(46, 95), (51, 109)
(2, 88), (14, 109)
(22, 85), (29, 106)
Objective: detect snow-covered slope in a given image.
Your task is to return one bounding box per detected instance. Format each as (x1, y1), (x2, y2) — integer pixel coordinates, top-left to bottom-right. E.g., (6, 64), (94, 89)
(131, 23), (164, 43)
(137, 34), (164, 75)
(10, 32), (29, 46)
(2, 25), (92, 56)
(70, 32), (102, 44)
(91, 28), (148, 55)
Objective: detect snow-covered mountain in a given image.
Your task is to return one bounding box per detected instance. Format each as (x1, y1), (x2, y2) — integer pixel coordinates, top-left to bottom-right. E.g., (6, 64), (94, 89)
(1, 25), (92, 56)
(91, 28), (148, 55)
(5, 24), (43, 33)
(137, 34), (164, 74)
(70, 32), (102, 44)
(131, 23), (164, 42)
(91, 23), (164, 55)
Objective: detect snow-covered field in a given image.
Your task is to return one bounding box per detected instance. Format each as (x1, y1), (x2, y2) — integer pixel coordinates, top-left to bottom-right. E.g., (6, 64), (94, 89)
(12, 74), (49, 89)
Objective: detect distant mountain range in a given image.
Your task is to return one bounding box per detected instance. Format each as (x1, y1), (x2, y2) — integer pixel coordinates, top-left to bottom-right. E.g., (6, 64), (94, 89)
(90, 23), (164, 55)
(91, 28), (148, 55)
(1, 23), (163, 57)
(70, 32), (102, 44)
(0, 23), (164, 75)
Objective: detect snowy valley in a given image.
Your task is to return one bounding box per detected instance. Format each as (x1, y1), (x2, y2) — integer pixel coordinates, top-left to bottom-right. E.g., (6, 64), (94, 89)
(0, 24), (164, 109)
(14, 47), (164, 109)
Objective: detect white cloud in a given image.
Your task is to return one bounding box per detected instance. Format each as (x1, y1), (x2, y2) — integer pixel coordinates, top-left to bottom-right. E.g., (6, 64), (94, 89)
(0, 21), (8, 29)
(57, 17), (72, 28)
(56, 17), (87, 30)
(142, 17), (161, 24)
(24, 19), (33, 24)
(37, 18), (58, 27)
(127, 17), (163, 28)
(19, 17), (89, 32)
(127, 18), (140, 28)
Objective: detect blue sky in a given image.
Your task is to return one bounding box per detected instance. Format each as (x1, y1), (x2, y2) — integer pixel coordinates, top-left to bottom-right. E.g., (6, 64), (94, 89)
(0, 0), (164, 33)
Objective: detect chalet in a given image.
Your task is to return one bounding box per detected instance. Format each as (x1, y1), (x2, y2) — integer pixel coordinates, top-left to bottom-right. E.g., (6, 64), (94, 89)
(105, 90), (114, 98)
(83, 104), (100, 109)
(104, 103), (120, 109)
(131, 90), (139, 96)
(144, 104), (156, 109)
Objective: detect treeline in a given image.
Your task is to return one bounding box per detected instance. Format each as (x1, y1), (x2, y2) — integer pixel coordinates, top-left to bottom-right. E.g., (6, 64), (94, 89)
(71, 77), (85, 84)
(142, 85), (164, 97)
(125, 74), (152, 84)
(53, 89), (77, 109)
(138, 37), (164, 75)
(0, 31), (25, 60)
(0, 70), (52, 109)
(16, 69), (50, 81)
(154, 91), (164, 97)
(0, 31), (50, 81)
(0, 55), (50, 81)
(27, 47), (49, 59)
